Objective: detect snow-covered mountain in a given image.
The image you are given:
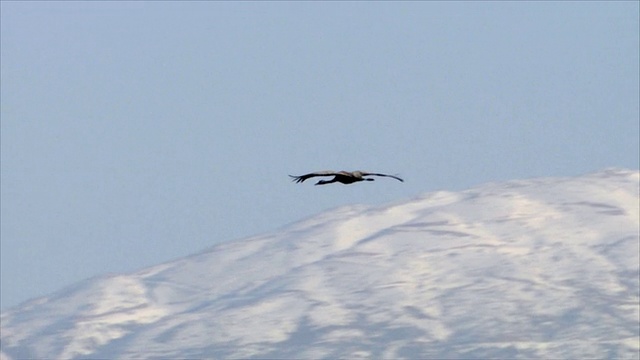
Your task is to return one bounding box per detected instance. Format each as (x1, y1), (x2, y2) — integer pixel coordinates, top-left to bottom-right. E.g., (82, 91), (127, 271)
(2, 169), (639, 359)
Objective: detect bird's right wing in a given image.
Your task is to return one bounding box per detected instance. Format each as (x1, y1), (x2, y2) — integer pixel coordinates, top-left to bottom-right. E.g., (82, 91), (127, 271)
(289, 170), (338, 183)
(361, 172), (404, 182)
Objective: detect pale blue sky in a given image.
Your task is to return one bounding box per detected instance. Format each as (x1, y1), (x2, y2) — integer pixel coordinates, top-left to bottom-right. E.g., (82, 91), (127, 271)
(1, 2), (638, 310)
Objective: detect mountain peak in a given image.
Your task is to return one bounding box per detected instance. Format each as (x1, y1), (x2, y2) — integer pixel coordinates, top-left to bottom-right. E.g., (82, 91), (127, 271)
(2, 169), (639, 359)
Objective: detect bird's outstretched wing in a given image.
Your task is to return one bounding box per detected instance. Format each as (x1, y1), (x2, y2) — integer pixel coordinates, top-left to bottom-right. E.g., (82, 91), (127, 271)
(289, 170), (339, 183)
(360, 172), (404, 182)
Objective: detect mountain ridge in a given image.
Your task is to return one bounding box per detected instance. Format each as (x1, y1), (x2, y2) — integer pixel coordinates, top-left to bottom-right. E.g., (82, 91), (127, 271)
(2, 168), (639, 359)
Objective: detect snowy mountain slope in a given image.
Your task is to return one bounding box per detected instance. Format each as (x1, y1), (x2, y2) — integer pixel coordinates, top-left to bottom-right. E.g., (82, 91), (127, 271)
(1, 169), (639, 359)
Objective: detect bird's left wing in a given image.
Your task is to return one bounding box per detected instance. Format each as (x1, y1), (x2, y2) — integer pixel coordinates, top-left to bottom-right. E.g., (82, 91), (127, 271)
(289, 170), (338, 183)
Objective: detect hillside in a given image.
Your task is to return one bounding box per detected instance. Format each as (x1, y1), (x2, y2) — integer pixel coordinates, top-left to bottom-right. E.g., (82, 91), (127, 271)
(1, 169), (639, 359)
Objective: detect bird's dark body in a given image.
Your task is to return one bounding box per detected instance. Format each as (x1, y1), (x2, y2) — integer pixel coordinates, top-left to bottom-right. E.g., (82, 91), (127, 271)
(290, 170), (403, 186)
(319, 173), (371, 185)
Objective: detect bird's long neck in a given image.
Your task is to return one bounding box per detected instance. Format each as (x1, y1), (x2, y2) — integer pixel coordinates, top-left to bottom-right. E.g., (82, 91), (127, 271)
(315, 179), (337, 185)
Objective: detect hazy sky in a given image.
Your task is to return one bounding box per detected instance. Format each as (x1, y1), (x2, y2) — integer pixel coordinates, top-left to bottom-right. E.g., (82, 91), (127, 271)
(1, 2), (638, 310)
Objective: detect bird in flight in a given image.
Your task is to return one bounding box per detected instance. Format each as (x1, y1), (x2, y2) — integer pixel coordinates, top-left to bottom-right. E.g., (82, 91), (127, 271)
(290, 170), (404, 186)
